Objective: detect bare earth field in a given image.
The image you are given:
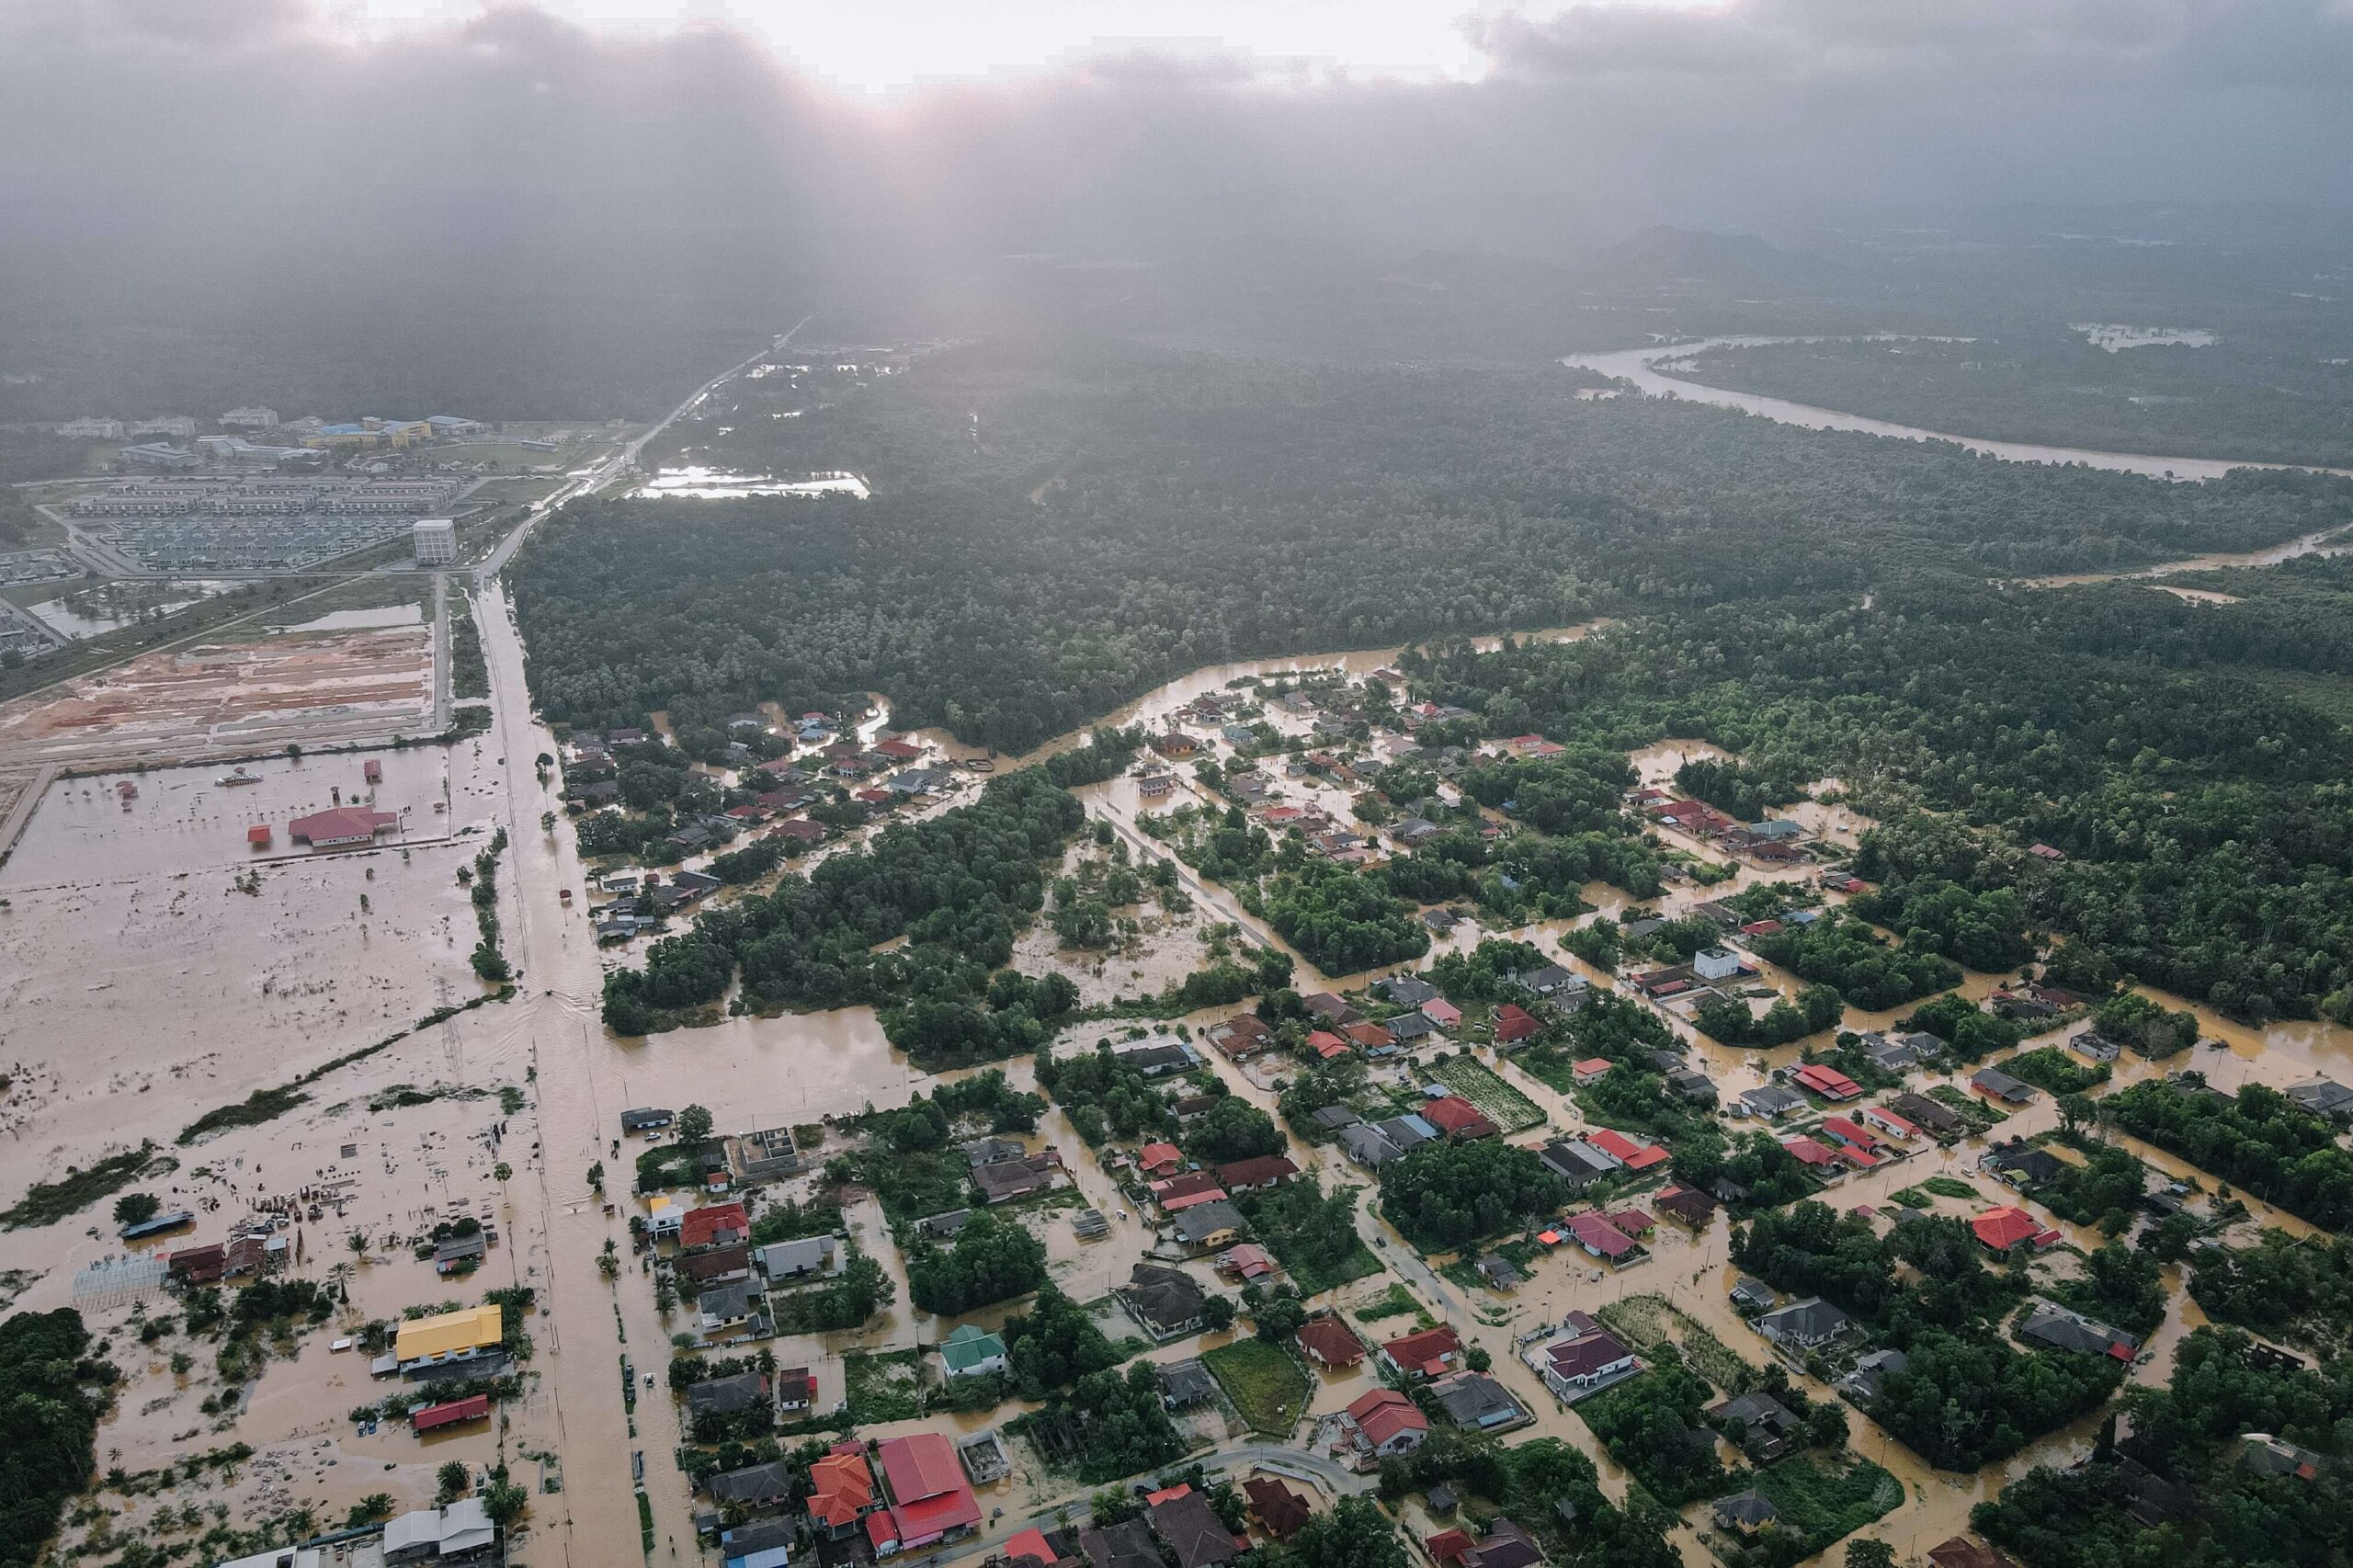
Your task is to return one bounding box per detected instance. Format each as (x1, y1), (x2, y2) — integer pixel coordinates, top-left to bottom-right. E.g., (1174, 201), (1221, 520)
(0, 623), (433, 775)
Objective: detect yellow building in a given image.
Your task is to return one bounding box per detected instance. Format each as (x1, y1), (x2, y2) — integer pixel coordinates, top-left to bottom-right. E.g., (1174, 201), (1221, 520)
(394, 1303), (505, 1372)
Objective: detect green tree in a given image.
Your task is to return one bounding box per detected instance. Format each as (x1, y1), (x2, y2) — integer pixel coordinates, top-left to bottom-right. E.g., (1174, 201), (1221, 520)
(112, 1192), (161, 1228)
(676, 1104), (715, 1147)
(437, 1460), (471, 1502)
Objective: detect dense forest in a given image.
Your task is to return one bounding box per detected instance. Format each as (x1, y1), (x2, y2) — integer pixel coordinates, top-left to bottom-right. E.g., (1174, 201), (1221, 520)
(1681, 335), (2353, 470)
(1733, 1202), (2124, 1471)
(599, 767), (1083, 1048)
(0, 1309), (111, 1568)
(510, 340), (2352, 753)
(1406, 576), (2353, 1025)
(1972, 1327), (2350, 1568)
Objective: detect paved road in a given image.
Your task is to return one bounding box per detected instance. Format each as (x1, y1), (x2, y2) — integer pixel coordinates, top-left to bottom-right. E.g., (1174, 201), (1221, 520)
(477, 313), (813, 577)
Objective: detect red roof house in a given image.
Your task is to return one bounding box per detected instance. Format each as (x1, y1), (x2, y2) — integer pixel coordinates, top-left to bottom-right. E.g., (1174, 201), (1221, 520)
(1572, 1058), (1615, 1085)
(1137, 1142), (1184, 1176)
(1427, 1531), (1475, 1568)
(1151, 1171), (1226, 1208)
(1565, 1212), (1638, 1261)
(679, 1201), (749, 1250)
(1345, 1021), (1394, 1051)
(1493, 1005), (1540, 1044)
(1297, 1316), (1366, 1369)
(1001, 1529), (1057, 1567)
(1422, 998), (1462, 1028)
(1607, 1208), (1655, 1236)
(1421, 1096), (1499, 1141)
(1793, 1062), (1862, 1101)
(1216, 1155), (1300, 1190)
(1381, 1324), (1464, 1379)
(1584, 1128), (1668, 1170)
(1972, 1205), (2060, 1253)
(876, 1432), (982, 1551)
(809, 1449), (877, 1530)
(1781, 1135), (1840, 1170)
(245, 824), (272, 846)
(1344, 1388), (1428, 1455)
(1307, 1029), (1353, 1061)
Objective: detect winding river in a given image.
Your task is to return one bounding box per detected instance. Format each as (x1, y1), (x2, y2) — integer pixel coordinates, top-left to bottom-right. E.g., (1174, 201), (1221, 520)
(1563, 337), (2353, 485)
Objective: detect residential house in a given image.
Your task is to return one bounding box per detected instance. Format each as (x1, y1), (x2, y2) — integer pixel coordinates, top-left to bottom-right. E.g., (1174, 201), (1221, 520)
(807, 1447), (879, 1538)
(1535, 1320), (1637, 1403)
(1149, 1488), (1246, 1568)
(1972, 1206), (2062, 1254)
(1739, 1084), (1808, 1120)
(710, 1462), (791, 1512)
(1584, 1129), (1669, 1172)
(1243, 1478), (1312, 1542)
(2018, 1302), (2140, 1360)
(1981, 1140), (2065, 1188)
(1078, 1517), (1165, 1568)
(1926, 1541), (2019, 1568)
(1754, 1297), (1851, 1351)
(1215, 1244), (1276, 1282)
(1539, 1138), (1617, 1192)
(1729, 1277), (1777, 1312)
(1654, 1184), (1718, 1227)
(1422, 1096), (1501, 1141)
(685, 1371), (769, 1422)
(1381, 1324), (1465, 1380)
(1459, 1520), (1545, 1568)
(1216, 1155), (1299, 1191)
(381, 1499), (496, 1564)
(939, 1324), (1008, 1379)
(1711, 1492), (1779, 1537)
(1208, 1016), (1276, 1060)
(1429, 1370), (1529, 1432)
(1170, 1199), (1247, 1251)
(1339, 1388), (1429, 1466)
(698, 1282), (757, 1335)
(1156, 1359), (1218, 1409)
(1565, 1212), (1641, 1264)
(1381, 975), (1440, 1006)
(2286, 1079), (2353, 1119)
(1119, 1263), (1207, 1341)
(1793, 1062), (1862, 1101)
(973, 1150), (1067, 1204)
(1493, 1005), (1541, 1045)
(1971, 1066), (2039, 1105)
(1153, 1172), (1228, 1210)
(1136, 1142), (1185, 1177)
(1339, 1122), (1405, 1168)
(678, 1244), (751, 1288)
(1858, 1105), (1923, 1142)
(1887, 1090), (1965, 1136)
(756, 1235), (843, 1280)
(1838, 1347), (1909, 1403)
(680, 1203), (750, 1250)
(1297, 1315), (1367, 1370)
(1709, 1392), (1803, 1461)
(871, 1431), (983, 1555)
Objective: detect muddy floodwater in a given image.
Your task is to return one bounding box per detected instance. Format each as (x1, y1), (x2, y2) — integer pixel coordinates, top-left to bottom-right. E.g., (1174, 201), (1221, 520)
(15, 585), (2353, 1568)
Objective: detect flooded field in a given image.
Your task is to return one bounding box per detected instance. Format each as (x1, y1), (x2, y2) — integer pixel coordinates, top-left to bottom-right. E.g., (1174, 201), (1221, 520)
(23, 577), (237, 641)
(632, 465), (871, 500)
(2070, 324), (2217, 352)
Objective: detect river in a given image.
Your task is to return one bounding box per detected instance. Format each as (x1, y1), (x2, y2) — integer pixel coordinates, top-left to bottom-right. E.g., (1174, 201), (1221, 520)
(1563, 337), (2353, 485)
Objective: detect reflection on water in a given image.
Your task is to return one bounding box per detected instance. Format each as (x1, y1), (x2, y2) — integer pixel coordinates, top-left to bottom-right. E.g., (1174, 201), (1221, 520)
(26, 577), (236, 640)
(633, 465), (871, 500)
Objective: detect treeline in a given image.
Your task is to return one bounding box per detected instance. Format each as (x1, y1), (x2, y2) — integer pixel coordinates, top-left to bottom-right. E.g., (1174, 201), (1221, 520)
(1404, 572), (2353, 1024)
(1972, 1327), (2352, 1568)
(598, 768), (1083, 1051)
(0, 1310), (112, 1568)
(1733, 1203), (2120, 1471)
(2098, 1079), (2353, 1230)
(508, 344), (2351, 754)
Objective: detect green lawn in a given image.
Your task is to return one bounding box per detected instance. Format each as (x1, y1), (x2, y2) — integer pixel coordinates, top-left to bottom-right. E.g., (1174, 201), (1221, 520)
(1203, 1338), (1312, 1435)
(1748, 1456), (1903, 1557)
(1916, 1176), (1981, 1201)
(1427, 1054), (1547, 1132)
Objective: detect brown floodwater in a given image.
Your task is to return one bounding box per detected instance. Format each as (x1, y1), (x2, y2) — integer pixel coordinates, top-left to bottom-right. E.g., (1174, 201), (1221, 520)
(17, 603), (2353, 1568)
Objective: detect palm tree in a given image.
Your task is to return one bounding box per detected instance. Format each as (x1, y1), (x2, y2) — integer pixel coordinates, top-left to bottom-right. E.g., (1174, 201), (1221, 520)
(347, 1230), (369, 1261)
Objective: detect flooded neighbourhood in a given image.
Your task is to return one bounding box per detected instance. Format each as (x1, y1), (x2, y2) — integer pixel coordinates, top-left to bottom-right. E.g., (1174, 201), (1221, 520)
(6, 543), (2345, 1568)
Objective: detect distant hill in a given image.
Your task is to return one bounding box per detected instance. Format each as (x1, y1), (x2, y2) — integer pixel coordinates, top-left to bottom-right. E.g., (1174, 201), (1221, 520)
(1575, 225), (1841, 290)
(1381, 247), (1576, 297)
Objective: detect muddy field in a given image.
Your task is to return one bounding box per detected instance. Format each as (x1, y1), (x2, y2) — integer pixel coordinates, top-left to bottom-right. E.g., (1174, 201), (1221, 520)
(0, 623), (434, 775)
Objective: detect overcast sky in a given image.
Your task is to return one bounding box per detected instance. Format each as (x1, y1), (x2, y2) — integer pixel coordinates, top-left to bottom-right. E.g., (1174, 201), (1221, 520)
(4, 2), (2349, 330)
